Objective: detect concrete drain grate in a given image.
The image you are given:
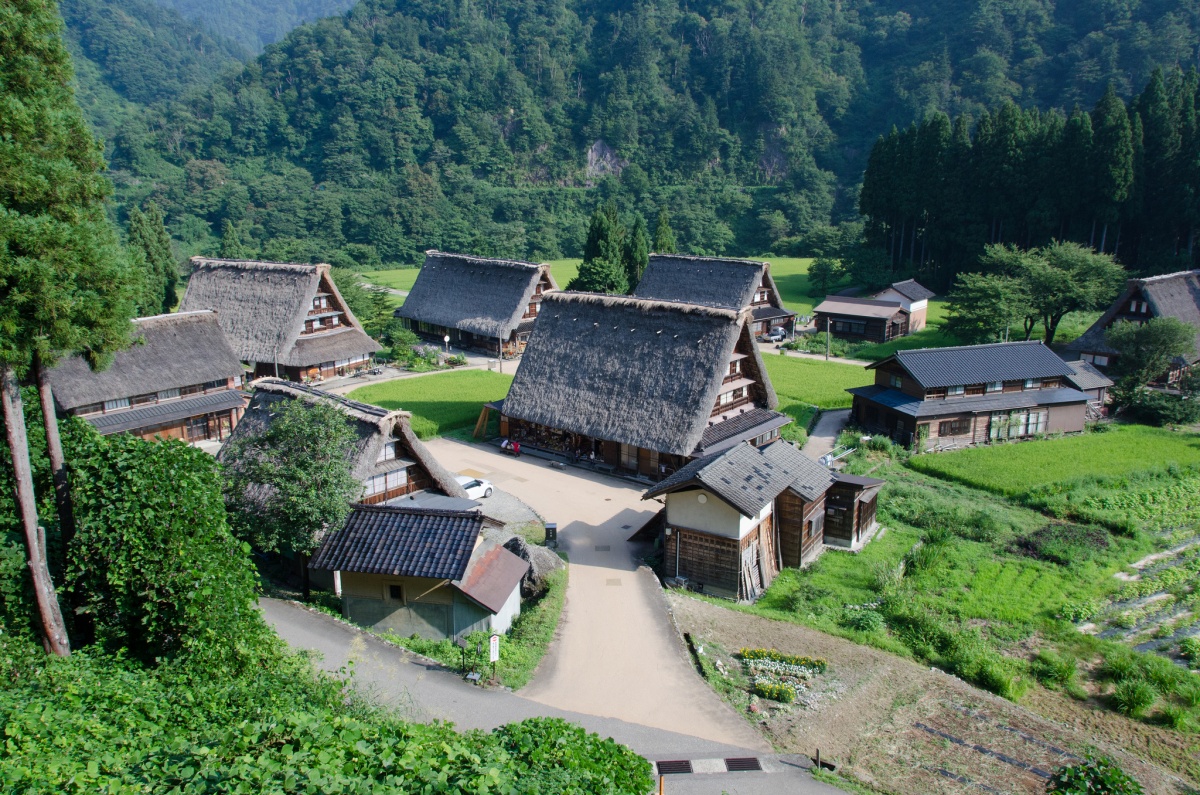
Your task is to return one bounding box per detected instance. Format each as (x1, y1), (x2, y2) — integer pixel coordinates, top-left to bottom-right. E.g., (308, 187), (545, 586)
(594, 544), (610, 552)
(724, 758), (762, 772)
(655, 760), (692, 775)
(606, 578), (622, 586)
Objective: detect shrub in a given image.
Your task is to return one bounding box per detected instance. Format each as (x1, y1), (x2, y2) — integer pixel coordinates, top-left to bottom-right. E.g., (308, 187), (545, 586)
(752, 679), (796, 703)
(1059, 599), (1102, 623)
(1032, 651), (1078, 690)
(921, 526), (954, 546)
(903, 543), (945, 575)
(1047, 755), (1144, 794)
(1162, 704), (1194, 732)
(1180, 637), (1200, 665)
(869, 561), (904, 594)
(1112, 679), (1157, 717)
(839, 608), (885, 634)
(1176, 680), (1200, 708)
(493, 717), (655, 793)
(1099, 653), (1139, 682)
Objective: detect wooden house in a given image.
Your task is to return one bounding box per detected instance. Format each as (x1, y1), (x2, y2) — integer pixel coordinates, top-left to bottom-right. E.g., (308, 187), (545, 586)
(1062, 270), (1200, 384)
(495, 293), (792, 481)
(632, 254), (797, 338)
(1063, 360), (1114, 417)
(47, 311), (247, 443)
(395, 251), (558, 356)
(643, 441), (839, 600)
(811, 296), (910, 343)
(180, 258), (378, 382)
(221, 379), (466, 505)
(824, 473), (885, 549)
(310, 505), (529, 640)
(847, 341), (1091, 449)
(868, 280), (935, 331)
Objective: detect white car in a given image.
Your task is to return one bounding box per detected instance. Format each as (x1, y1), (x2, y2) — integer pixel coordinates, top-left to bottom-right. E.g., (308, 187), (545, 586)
(456, 475), (493, 499)
(762, 327), (787, 343)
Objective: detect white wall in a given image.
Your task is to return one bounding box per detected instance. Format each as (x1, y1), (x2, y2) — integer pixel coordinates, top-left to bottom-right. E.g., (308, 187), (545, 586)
(665, 488), (771, 539)
(872, 287), (927, 314)
(490, 584), (522, 634)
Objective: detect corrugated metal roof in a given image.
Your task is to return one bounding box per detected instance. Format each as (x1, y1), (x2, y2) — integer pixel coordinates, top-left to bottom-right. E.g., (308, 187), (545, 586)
(879, 341), (1073, 388)
(849, 384), (1091, 418)
(85, 389), (246, 435)
(1063, 360), (1114, 391)
(455, 543), (529, 614)
(309, 505), (482, 578)
(813, 297), (905, 319)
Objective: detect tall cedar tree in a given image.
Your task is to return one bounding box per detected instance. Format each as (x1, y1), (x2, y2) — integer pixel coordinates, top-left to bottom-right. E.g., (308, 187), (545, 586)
(1, 0), (137, 655)
(127, 202), (177, 313)
(623, 214), (649, 291)
(221, 397), (360, 599)
(568, 204), (628, 294)
(653, 207), (676, 254)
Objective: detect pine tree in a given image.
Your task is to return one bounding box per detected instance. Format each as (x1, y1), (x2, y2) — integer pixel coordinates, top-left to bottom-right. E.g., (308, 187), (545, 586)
(127, 207), (165, 314)
(623, 214), (649, 291)
(569, 204), (629, 294)
(145, 203), (177, 310)
(1090, 85), (1134, 253)
(219, 219), (251, 259)
(652, 207), (676, 253)
(1, 0), (138, 655)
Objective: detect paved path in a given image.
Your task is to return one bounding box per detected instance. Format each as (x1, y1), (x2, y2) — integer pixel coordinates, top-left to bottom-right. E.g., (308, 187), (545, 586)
(802, 409), (852, 461)
(261, 598), (842, 794)
(426, 438), (768, 751)
(756, 341), (873, 367)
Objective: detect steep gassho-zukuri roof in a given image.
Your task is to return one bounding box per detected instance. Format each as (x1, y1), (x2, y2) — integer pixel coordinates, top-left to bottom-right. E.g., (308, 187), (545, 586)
(179, 258), (377, 366)
(1064, 270), (1200, 360)
(501, 292), (778, 456)
(633, 254), (784, 312)
(220, 379), (466, 498)
(48, 311), (244, 410)
(395, 251), (556, 338)
(870, 340), (1074, 389)
(643, 439), (833, 516)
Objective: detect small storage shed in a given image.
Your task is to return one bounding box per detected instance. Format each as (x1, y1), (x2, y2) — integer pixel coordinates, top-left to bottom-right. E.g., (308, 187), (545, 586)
(823, 473), (885, 549)
(310, 504), (529, 639)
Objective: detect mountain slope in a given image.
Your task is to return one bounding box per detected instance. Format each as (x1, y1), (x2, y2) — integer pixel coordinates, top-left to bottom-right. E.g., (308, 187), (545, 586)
(151, 0), (359, 54)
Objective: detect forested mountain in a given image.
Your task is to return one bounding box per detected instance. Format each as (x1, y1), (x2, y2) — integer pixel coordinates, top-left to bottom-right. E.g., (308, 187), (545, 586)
(100, 0), (1200, 267)
(150, 0), (359, 54)
(60, 0), (245, 137)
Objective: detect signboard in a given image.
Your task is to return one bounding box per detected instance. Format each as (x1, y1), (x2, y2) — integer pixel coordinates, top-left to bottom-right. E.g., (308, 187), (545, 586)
(489, 634), (500, 663)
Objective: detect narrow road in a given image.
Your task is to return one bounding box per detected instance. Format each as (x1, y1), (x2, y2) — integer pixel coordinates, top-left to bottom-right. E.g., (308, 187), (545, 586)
(261, 598), (843, 794)
(425, 438), (767, 751)
(802, 409), (852, 462)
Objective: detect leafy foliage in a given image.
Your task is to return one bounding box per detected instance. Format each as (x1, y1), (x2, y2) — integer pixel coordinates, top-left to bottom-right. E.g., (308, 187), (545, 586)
(221, 396), (360, 555)
(127, 202), (178, 314)
(1106, 317), (1197, 387)
(1047, 755), (1144, 795)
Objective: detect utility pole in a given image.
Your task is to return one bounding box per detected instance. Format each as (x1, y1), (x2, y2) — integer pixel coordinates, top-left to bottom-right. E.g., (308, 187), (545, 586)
(826, 316), (831, 361)
(497, 335), (503, 374)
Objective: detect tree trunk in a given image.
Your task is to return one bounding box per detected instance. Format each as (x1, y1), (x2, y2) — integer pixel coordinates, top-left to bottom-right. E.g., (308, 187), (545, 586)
(1090, 218), (1097, 248)
(909, 220), (917, 265)
(1114, 224), (1123, 258)
(34, 352), (75, 554)
(997, 219), (1004, 244)
(301, 553), (311, 601)
(1, 365), (70, 656)
(1099, 223), (1108, 254)
(896, 219), (906, 268)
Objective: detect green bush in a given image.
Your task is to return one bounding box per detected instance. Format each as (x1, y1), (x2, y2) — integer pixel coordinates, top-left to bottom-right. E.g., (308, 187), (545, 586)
(1032, 651), (1078, 690)
(1181, 637), (1200, 666)
(1162, 704), (1194, 732)
(903, 543), (945, 575)
(1112, 679), (1157, 717)
(1176, 680), (1200, 708)
(1099, 653), (1139, 682)
(839, 608), (885, 634)
(493, 718), (654, 793)
(752, 680), (796, 703)
(1047, 755), (1144, 794)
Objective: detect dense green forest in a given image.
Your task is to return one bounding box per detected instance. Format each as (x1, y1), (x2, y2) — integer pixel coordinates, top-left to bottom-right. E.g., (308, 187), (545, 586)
(151, 0), (359, 54)
(860, 68), (1200, 288)
(64, 0), (1200, 266)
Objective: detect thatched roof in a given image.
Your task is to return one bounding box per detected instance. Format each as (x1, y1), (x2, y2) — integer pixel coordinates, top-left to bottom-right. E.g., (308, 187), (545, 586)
(48, 311), (244, 410)
(220, 379), (466, 498)
(501, 292), (779, 456)
(1063, 270), (1200, 362)
(180, 258), (377, 367)
(395, 251), (557, 338)
(633, 254), (788, 313)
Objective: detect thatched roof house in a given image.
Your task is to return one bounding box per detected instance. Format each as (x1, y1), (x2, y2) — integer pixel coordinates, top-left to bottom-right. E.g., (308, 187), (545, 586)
(180, 258), (377, 382)
(497, 292), (790, 480)
(221, 379), (466, 504)
(47, 311), (247, 442)
(632, 254), (796, 338)
(394, 251), (557, 355)
(1062, 270), (1200, 383)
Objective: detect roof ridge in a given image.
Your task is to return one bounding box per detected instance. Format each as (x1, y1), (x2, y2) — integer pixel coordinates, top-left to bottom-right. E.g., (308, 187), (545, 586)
(895, 340), (1042, 356)
(190, 256), (321, 273)
(351, 503), (482, 519)
(648, 253), (768, 268)
(426, 250), (544, 270)
(1137, 269), (1200, 283)
(251, 378), (407, 422)
(133, 310), (216, 324)
(544, 291), (742, 320)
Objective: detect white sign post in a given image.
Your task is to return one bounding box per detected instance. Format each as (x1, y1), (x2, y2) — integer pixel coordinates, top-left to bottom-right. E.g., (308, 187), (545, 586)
(489, 633), (500, 682)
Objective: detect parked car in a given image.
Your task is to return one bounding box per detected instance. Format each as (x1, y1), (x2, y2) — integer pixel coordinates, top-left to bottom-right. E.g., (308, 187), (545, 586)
(455, 475), (494, 499)
(761, 327), (788, 343)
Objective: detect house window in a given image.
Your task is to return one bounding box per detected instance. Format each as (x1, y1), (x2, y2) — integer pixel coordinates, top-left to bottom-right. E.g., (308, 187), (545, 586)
(986, 381), (1003, 393)
(946, 385), (965, 396)
(378, 441), (398, 462)
(989, 409), (1048, 440)
(833, 320), (867, 335)
(728, 360), (741, 377)
(388, 584), (403, 601)
(157, 388), (180, 401)
(938, 418), (971, 437)
(76, 403), (103, 416)
(804, 520), (814, 539)
(755, 290), (769, 303)
(103, 397), (130, 412)
(1083, 353), (1110, 367)
(131, 393), (157, 406)
(1042, 378), (1059, 388)
(363, 474), (387, 496)
(527, 302), (539, 315)
(926, 387), (947, 400)
(385, 469), (406, 491)
(889, 374), (903, 389)
(203, 379), (227, 391)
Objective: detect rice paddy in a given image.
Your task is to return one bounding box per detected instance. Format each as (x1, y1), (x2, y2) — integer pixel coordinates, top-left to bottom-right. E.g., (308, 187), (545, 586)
(347, 370), (514, 439)
(761, 353), (872, 409)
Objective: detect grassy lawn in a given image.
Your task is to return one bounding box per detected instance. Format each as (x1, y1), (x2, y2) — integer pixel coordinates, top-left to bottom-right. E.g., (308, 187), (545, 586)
(760, 256), (815, 313)
(844, 324), (957, 361)
(907, 425), (1200, 497)
(348, 370), (513, 439)
(361, 268), (421, 293)
(761, 352), (872, 409)
(544, 258), (580, 288)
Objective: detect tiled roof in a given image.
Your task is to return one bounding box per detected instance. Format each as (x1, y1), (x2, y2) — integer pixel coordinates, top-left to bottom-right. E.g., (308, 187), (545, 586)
(885, 279), (936, 302)
(1063, 360), (1114, 391)
(875, 341), (1073, 388)
(813, 297), (905, 319)
(751, 305), (797, 322)
(848, 385), (1091, 418)
(693, 408), (792, 457)
(85, 389), (246, 435)
(645, 440), (833, 516)
(309, 505), (483, 578)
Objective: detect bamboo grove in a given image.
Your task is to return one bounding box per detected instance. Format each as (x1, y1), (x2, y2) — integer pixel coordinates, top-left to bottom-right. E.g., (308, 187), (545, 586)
(859, 68), (1200, 288)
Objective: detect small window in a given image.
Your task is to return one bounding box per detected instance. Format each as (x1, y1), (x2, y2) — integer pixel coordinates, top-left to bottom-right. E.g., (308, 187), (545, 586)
(131, 393), (157, 406)
(378, 441), (398, 462)
(1023, 379), (1036, 389)
(1093, 354), (1109, 367)
(986, 381), (1002, 393)
(103, 397), (130, 412)
(938, 418), (971, 437)
(157, 388), (180, 401)
(203, 379), (227, 391)
(388, 585), (403, 601)
(946, 385), (965, 396)
(889, 374), (902, 389)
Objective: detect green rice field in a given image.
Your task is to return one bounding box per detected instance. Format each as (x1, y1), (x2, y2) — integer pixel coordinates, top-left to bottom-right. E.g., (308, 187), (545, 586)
(761, 353), (872, 409)
(908, 425), (1200, 497)
(347, 370), (513, 439)
(360, 267), (421, 293)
